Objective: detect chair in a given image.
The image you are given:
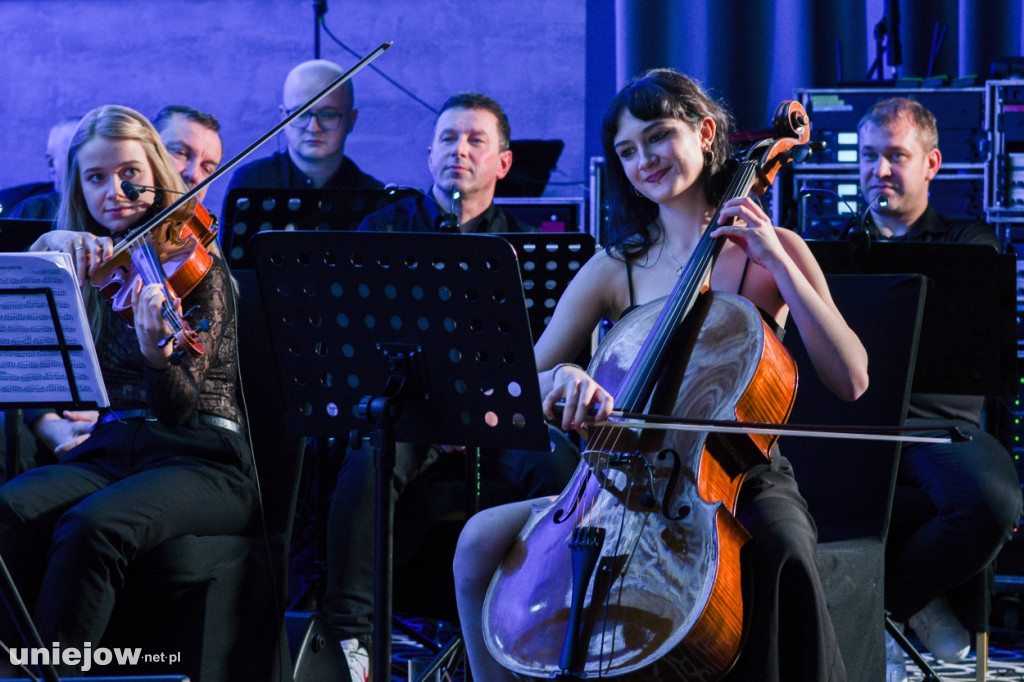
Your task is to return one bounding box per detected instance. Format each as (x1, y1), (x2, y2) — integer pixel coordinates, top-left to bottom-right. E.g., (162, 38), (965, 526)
(100, 269), (305, 681)
(779, 274), (926, 682)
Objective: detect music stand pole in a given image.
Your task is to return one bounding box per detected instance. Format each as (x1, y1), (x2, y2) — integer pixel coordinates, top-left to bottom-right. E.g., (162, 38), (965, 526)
(349, 363), (412, 680)
(0, 552), (58, 682)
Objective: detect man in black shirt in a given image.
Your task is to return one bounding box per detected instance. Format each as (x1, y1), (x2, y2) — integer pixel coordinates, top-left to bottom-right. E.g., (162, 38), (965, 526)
(222, 59), (381, 217)
(859, 97), (1022, 677)
(358, 92), (528, 234)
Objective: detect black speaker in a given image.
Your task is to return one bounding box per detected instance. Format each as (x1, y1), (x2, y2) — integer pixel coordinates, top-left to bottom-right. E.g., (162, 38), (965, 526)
(286, 612), (350, 682)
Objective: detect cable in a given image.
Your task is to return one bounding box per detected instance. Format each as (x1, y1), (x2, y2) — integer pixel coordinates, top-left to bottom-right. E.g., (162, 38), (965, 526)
(319, 18), (438, 115)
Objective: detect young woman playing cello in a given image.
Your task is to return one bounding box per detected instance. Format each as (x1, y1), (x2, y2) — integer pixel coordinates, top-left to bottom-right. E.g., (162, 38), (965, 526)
(0, 105), (255, 674)
(453, 69), (868, 681)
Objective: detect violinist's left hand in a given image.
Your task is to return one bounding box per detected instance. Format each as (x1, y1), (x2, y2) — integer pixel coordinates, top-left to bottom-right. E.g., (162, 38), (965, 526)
(29, 230), (115, 287)
(130, 278), (179, 369)
(710, 197), (786, 268)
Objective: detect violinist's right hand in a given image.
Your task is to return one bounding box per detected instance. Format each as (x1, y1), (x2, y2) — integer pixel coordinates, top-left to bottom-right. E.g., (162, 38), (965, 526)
(542, 363), (614, 437)
(31, 410), (98, 456)
(29, 230), (115, 286)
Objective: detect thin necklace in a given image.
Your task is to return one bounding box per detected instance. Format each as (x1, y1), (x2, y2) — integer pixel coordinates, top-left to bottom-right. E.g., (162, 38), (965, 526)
(664, 243), (685, 277)
(655, 220), (686, 277)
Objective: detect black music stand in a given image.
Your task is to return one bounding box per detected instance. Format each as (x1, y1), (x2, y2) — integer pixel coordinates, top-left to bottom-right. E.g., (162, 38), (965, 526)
(499, 231), (595, 338)
(0, 282), (106, 682)
(220, 187), (419, 269)
(251, 230), (551, 681)
(805, 240), (1017, 396)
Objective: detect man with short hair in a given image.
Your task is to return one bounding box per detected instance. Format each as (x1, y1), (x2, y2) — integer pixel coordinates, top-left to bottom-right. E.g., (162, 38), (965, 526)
(859, 97), (1022, 680)
(7, 116), (81, 219)
(359, 92), (526, 234)
(153, 105), (223, 203)
(223, 59), (381, 209)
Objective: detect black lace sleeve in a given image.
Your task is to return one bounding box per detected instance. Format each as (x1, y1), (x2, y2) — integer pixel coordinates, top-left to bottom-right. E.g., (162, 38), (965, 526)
(96, 253), (242, 426)
(142, 257), (243, 427)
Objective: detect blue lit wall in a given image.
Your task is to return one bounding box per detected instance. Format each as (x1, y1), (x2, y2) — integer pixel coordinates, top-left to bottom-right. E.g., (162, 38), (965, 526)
(0, 0), (591, 215)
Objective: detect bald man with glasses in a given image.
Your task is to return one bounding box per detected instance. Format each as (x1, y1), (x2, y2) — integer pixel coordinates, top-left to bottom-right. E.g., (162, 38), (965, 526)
(223, 59), (382, 213)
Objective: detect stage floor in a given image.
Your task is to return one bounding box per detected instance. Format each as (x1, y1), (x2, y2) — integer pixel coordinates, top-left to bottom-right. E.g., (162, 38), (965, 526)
(904, 628), (1024, 681)
(389, 618), (1024, 682)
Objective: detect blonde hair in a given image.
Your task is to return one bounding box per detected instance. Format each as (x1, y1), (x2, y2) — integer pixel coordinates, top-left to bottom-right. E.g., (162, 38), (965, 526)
(54, 105), (188, 336)
(56, 104), (186, 234)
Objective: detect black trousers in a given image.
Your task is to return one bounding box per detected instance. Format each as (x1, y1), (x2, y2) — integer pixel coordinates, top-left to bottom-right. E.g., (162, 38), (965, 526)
(886, 421), (1023, 621)
(0, 417), (256, 674)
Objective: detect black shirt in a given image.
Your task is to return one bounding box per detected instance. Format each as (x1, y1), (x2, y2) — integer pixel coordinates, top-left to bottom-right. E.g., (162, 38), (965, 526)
(357, 190), (532, 234)
(222, 150), (382, 217)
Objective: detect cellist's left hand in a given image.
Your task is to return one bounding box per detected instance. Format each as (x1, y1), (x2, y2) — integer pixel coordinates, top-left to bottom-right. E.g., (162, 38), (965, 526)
(130, 278), (179, 369)
(710, 197), (786, 268)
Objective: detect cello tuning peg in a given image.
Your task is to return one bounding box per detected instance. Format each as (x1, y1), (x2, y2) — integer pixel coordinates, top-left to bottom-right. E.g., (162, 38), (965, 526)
(789, 145), (812, 163)
(196, 318), (210, 332)
(169, 350), (185, 366)
(183, 305), (201, 319)
(158, 333), (174, 348)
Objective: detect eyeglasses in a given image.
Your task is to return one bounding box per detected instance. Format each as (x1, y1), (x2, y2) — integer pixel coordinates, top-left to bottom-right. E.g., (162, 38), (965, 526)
(284, 108), (345, 131)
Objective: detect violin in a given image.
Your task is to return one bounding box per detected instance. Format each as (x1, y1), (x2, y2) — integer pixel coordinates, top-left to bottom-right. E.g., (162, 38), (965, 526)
(482, 102), (814, 679)
(91, 196), (218, 361)
(88, 42), (393, 362)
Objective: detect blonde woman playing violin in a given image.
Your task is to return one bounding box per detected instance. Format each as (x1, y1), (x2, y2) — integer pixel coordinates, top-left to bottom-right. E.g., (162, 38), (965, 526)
(0, 105), (255, 675)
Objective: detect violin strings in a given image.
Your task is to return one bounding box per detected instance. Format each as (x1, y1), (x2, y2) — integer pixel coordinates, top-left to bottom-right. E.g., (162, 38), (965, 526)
(138, 235), (184, 334)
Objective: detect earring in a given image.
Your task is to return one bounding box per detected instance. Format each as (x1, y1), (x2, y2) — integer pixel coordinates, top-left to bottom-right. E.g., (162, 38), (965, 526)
(704, 148), (715, 168)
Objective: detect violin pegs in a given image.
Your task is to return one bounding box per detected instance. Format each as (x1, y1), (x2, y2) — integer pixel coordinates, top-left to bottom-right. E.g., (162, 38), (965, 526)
(158, 333), (174, 348)
(183, 305), (201, 318)
(169, 350), (184, 366)
(196, 318), (210, 332)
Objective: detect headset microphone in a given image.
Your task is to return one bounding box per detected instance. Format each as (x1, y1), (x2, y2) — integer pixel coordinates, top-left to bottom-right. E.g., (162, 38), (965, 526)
(120, 181), (186, 201)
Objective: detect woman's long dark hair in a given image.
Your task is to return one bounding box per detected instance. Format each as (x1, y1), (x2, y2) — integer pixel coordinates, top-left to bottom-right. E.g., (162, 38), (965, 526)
(600, 69), (734, 259)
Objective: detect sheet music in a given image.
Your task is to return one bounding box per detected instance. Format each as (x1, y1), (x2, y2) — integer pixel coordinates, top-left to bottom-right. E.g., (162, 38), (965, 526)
(0, 251), (109, 407)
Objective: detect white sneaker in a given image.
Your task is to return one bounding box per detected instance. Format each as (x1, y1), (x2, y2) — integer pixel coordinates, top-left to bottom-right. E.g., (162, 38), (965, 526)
(340, 638), (370, 682)
(908, 596), (971, 663)
(886, 623), (908, 682)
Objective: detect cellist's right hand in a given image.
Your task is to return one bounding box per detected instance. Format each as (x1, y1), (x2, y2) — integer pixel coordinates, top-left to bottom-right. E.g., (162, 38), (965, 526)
(542, 363), (614, 436)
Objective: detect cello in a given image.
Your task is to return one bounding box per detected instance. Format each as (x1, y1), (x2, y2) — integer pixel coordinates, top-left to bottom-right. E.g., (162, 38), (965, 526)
(481, 100), (813, 680)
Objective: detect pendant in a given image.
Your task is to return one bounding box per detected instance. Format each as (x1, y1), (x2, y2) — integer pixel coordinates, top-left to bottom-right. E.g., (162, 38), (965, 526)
(675, 266), (683, 277)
